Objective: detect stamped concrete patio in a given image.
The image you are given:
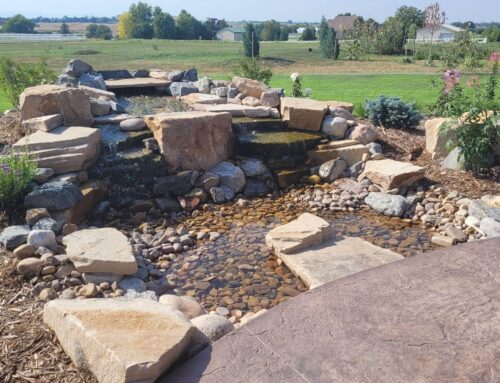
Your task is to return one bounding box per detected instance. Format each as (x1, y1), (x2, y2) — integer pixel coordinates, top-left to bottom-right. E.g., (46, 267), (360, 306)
(163, 237), (500, 383)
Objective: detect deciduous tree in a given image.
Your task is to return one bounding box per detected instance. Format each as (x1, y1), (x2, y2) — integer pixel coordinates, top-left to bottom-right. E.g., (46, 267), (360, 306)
(243, 23), (260, 58)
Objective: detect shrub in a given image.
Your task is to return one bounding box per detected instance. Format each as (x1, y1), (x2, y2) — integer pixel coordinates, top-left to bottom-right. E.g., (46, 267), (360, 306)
(234, 58), (272, 85)
(86, 24), (113, 40)
(365, 95), (422, 129)
(0, 153), (36, 209)
(290, 73), (304, 98)
(342, 40), (362, 61)
(0, 57), (56, 107)
(243, 23), (260, 58)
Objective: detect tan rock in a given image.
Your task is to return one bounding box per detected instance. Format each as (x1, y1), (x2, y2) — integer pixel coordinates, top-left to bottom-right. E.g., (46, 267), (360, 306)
(242, 96), (260, 107)
(308, 143), (370, 166)
(145, 111), (233, 172)
(260, 91), (280, 108)
(481, 195), (500, 209)
(22, 114), (62, 132)
(159, 295), (208, 319)
(63, 228), (137, 275)
(105, 77), (171, 89)
(43, 298), (195, 383)
(78, 85), (117, 101)
(280, 97), (328, 131)
(66, 180), (108, 225)
(362, 159), (425, 190)
(19, 85), (93, 127)
(13, 244), (36, 260)
(180, 93), (226, 105)
(231, 76), (269, 99)
(425, 118), (456, 159)
(190, 103), (270, 118)
(12, 126), (101, 175)
(266, 213), (332, 254)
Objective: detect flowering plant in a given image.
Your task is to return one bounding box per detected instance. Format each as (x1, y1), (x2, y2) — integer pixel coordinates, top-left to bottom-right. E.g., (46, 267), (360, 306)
(0, 153), (37, 209)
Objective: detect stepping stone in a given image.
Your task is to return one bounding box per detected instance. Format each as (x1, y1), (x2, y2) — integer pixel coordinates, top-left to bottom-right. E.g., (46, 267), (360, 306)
(275, 237), (403, 289)
(308, 143), (369, 166)
(180, 93), (226, 105)
(12, 126), (101, 175)
(63, 228), (138, 275)
(362, 159), (425, 190)
(44, 298), (195, 383)
(266, 213), (332, 255)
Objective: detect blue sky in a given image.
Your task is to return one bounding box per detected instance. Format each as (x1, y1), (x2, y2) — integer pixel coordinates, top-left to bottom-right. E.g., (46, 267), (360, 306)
(2, 0), (499, 22)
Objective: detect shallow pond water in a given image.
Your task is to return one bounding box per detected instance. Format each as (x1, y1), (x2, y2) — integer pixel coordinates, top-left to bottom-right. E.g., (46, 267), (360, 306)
(117, 94), (187, 116)
(165, 197), (437, 315)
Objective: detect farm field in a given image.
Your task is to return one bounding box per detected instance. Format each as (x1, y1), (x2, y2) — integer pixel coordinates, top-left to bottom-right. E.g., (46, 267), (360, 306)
(0, 39), (498, 112)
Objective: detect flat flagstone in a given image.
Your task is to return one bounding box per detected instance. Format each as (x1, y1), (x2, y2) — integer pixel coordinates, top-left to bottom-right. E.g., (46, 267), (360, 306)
(105, 78), (171, 90)
(190, 103), (271, 118)
(276, 236), (403, 289)
(63, 228), (138, 275)
(180, 93), (226, 105)
(44, 298), (195, 383)
(362, 159), (425, 190)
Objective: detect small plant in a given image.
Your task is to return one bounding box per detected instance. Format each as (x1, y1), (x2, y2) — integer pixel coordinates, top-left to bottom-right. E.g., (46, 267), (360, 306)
(434, 69), (468, 117)
(234, 58), (272, 85)
(0, 153), (36, 210)
(152, 43), (158, 51)
(402, 56), (413, 64)
(364, 95), (422, 129)
(290, 73), (303, 98)
(353, 103), (367, 118)
(485, 51), (499, 102)
(0, 57), (56, 107)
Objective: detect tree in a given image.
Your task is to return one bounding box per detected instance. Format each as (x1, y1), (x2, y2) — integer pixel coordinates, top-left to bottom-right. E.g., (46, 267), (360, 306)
(260, 20), (281, 41)
(152, 7), (176, 39)
(424, 2), (446, 63)
(176, 10), (207, 39)
(86, 24), (113, 40)
(483, 26), (500, 42)
(375, 17), (404, 54)
(2, 14), (36, 33)
(319, 17), (339, 59)
(243, 23), (260, 58)
(117, 12), (134, 39)
(300, 26), (316, 41)
(394, 6), (426, 50)
(129, 1), (153, 39)
(59, 22), (70, 34)
(279, 26), (289, 41)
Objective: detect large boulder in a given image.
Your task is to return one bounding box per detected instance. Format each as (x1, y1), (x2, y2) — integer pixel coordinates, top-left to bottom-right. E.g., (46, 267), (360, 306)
(19, 85), (93, 127)
(25, 180), (83, 211)
(12, 126), (101, 175)
(78, 73), (106, 90)
(64, 59), (92, 77)
(365, 192), (410, 217)
(425, 118), (455, 159)
(145, 112), (234, 172)
(43, 299), (195, 383)
(210, 162), (246, 194)
(63, 228), (138, 275)
(260, 91), (281, 108)
(362, 159), (425, 190)
(231, 76), (269, 99)
(280, 97), (328, 131)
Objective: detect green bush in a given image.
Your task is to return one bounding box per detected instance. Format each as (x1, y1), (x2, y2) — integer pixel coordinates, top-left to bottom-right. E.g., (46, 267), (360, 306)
(234, 58), (272, 85)
(365, 95), (422, 129)
(0, 153), (36, 209)
(0, 57), (56, 107)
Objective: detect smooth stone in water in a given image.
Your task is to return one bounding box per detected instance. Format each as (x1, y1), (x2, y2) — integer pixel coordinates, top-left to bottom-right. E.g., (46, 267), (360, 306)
(365, 192), (409, 217)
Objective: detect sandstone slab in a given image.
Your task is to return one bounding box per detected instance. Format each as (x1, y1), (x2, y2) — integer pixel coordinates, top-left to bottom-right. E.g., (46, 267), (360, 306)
(13, 126), (101, 175)
(20, 85), (93, 127)
(22, 114), (62, 132)
(190, 103), (270, 118)
(180, 93), (226, 105)
(105, 78), (171, 90)
(362, 159), (425, 190)
(145, 111), (233, 172)
(425, 117), (456, 159)
(63, 228), (137, 275)
(280, 97), (327, 131)
(266, 213), (332, 255)
(44, 298), (195, 383)
(231, 76), (269, 99)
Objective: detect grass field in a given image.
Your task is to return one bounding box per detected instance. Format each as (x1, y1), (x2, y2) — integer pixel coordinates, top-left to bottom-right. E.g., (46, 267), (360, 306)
(0, 39), (498, 113)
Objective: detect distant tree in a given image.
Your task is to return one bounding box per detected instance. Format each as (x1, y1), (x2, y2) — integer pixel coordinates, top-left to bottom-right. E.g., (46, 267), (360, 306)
(394, 6), (426, 50)
(424, 2), (446, 63)
(176, 10), (207, 39)
(2, 14), (36, 33)
(152, 7), (176, 39)
(86, 24), (113, 40)
(59, 22), (70, 34)
(117, 12), (134, 39)
(300, 26), (316, 41)
(260, 20), (281, 41)
(483, 26), (500, 42)
(129, 1), (153, 39)
(279, 26), (289, 41)
(216, 19), (228, 31)
(319, 17), (340, 59)
(243, 23), (260, 58)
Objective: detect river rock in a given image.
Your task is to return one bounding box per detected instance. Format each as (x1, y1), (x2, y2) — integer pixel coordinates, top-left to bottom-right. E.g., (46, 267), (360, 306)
(25, 181), (83, 211)
(441, 147), (464, 170)
(17, 257), (43, 276)
(194, 77), (210, 94)
(63, 228), (138, 275)
(26, 208), (50, 225)
(210, 162), (246, 194)
(191, 314), (234, 345)
(159, 295), (207, 319)
(32, 218), (60, 233)
(365, 192), (409, 217)
(0, 225), (30, 249)
(243, 179), (270, 198)
(27, 230), (57, 250)
(19, 85), (93, 127)
(330, 107), (355, 120)
(145, 111), (233, 172)
(468, 200), (500, 222)
(319, 159), (347, 181)
(153, 175), (192, 196)
(195, 173), (220, 192)
(321, 116), (348, 138)
(43, 298), (195, 383)
(362, 159), (425, 190)
(119, 277), (147, 293)
(239, 158), (268, 178)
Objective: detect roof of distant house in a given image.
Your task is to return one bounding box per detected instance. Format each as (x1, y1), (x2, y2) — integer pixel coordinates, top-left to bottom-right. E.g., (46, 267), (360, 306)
(219, 27), (245, 34)
(418, 24), (464, 32)
(327, 15), (359, 32)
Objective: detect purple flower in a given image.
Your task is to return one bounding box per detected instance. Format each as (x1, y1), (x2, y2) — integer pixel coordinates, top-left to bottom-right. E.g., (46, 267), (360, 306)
(0, 163), (11, 174)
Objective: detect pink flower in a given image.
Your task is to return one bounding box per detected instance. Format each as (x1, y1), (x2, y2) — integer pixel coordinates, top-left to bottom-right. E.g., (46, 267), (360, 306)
(442, 69), (461, 94)
(489, 52), (500, 63)
(466, 76), (481, 88)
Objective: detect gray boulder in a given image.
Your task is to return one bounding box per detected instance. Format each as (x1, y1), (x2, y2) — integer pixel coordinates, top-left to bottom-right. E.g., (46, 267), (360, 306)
(210, 162), (246, 194)
(153, 175), (192, 196)
(240, 158), (268, 178)
(469, 200), (500, 221)
(211, 87), (228, 98)
(34, 168), (54, 183)
(190, 313), (234, 353)
(330, 107), (355, 121)
(195, 173), (220, 192)
(182, 68), (198, 82)
(57, 74), (78, 87)
(321, 116), (348, 139)
(194, 77), (211, 94)
(169, 82), (199, 97)
(25, 181), (83, 211)
(155, 197), (182, 212)
(209, 186), (235, 203)
(32, 218), (60, 233)
(120, 118), (146, 131)
(442, 147), (464, 170)
(365, 192), (410, 217)
(131, 69), (150, 78)
(78, 73), (106, 90)
(0, 225), (30, 249)
(480, 218), (500, 238)
(319, 159), (347, 181)
(90, 98), (111, 117)
(64, 59), (92, 77)
(168, 71), (184, 82)
(243, 180), (270, 198)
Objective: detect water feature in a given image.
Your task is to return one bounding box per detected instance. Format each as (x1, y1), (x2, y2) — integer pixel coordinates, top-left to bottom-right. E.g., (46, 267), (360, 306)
(117, 94), (187, 116)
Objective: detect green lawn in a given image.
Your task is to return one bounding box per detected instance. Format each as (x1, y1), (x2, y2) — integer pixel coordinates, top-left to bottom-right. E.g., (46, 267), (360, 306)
(0, 90), (11, 112)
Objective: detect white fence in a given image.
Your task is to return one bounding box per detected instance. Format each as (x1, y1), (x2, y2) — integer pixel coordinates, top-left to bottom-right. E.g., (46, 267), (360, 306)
(0, 33), (86, 43)
(408, 37), (488, 45)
